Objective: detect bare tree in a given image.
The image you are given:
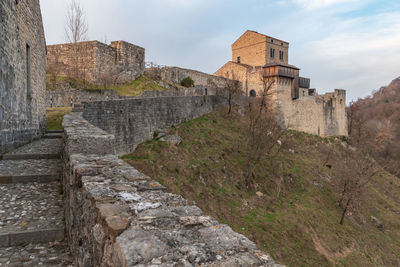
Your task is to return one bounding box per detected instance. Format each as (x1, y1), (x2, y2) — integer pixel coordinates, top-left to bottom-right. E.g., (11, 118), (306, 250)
(65, 0), (88, 44)
(65, 0), (88, 80)
(243, 77), (286, 186)
(335, 150), (378, 225)
(215, 71), (242, 114)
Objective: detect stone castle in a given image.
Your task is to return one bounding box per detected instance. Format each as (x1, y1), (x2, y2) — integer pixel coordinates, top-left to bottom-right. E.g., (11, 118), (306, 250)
(215, 30), (348, 137)
(0, 0), (47, 153)
(46, 40), (145, 84)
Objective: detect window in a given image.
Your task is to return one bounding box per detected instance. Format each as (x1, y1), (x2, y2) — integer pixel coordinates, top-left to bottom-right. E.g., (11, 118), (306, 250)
(270, 48), (275, 59)
(281, 42), (283, 46)
(237, 56), (241, 63)
(250, 90), (256, 97)
(271, 39), (274, 43)
(279, 51), (284, 61)
(26, 44), (30, 93)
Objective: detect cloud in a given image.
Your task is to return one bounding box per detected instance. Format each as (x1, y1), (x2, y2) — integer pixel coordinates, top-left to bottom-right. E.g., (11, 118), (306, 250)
(290, 0), (362, 10)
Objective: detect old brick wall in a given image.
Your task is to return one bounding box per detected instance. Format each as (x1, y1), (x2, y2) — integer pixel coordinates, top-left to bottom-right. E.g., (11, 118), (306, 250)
(82, 96), (224, 155)
(0, 0), (46, 154)
(46, 40), (145, 85)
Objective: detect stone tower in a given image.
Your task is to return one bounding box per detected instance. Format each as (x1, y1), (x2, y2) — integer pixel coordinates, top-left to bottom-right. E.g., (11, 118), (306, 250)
(0, 0), (47, 153)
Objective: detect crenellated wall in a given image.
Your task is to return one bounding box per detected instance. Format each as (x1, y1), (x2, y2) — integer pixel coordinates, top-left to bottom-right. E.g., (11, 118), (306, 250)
(46, 40), (145, 85)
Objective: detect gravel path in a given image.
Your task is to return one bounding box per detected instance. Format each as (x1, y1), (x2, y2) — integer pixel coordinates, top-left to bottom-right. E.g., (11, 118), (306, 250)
(0, 241), (73, 266)
(0, 182), (64, 233)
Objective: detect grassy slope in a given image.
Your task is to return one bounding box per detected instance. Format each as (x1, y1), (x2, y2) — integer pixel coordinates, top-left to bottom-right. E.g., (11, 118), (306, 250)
(46, 75), (167, 97)
(122, 109), (400, 267)
(46, 107), (72, 130)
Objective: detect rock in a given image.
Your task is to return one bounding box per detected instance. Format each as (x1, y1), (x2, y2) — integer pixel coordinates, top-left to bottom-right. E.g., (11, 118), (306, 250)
(116, 228), (168, 265)
(106, 215), (130, 236)
(160, 135), (182, 145)
(371, 216), (384, 232)
(256, 192), (264, 197)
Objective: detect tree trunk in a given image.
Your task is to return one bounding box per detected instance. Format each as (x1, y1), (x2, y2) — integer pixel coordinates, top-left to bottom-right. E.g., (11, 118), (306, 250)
(340, 196), (352, 225)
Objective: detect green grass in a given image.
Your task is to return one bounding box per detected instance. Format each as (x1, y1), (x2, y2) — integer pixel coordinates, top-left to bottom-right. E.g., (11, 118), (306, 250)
(46, 74), (168, 97)
(123, 108), (400, 267)
(46, 107), (72, 130)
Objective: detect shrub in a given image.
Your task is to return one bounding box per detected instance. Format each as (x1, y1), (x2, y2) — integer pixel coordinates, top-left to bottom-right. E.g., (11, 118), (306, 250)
(180, 77), (194, 88)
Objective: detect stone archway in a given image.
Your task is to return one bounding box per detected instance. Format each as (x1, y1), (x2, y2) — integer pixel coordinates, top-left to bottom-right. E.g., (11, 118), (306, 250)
(250, 89), (256, 97)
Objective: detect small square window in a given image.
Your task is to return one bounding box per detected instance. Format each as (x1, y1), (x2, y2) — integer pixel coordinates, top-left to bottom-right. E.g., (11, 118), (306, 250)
(281, 42), (283, 46)
(271, 39), (274, 43)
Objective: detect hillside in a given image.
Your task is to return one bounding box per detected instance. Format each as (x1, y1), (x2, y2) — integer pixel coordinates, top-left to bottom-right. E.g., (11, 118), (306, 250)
(122, 108), (400, 267)
(349, 77), (400, 177)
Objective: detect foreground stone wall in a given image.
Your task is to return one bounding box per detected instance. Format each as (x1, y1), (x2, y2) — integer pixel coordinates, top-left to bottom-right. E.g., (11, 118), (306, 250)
(0, 0), (46, 154)
(82, 96), (224, 155)
(47, 40), (145, 84)
(62, 111), (282, 266)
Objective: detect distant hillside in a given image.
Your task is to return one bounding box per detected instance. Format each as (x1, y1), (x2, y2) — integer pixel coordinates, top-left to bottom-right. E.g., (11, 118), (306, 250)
(123, 109), (400, 267)
(349, 77), (400, 177)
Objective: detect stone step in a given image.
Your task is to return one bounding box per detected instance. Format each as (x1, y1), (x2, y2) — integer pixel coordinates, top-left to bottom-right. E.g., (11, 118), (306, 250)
(0, 182), (65, 247)
(0, 229), (65, 247)
(3, 139), (62, 160)
(46, 130), (64, 134)
(0, 159), (61, 184)
(0, 241), (73, 266)
(43, 133), (62, 139)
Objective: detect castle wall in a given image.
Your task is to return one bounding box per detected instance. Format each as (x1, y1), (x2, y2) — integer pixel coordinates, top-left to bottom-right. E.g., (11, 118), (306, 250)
(46, 40), (145, 85)
(46, 89), (124, 107)
(161, 67), (229, 88)
(82, 96), (224, 155)
(0, 0), (46, 154)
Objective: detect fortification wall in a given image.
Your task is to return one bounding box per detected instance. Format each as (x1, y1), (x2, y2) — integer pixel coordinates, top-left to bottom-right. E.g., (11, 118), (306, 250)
(0, 0), (46, 154)
(46, 89), (124, 107)
(61, 111), (281, 266)
(46, 40), (145, 85)
(161, 67), (229, 88)
(82, 96), (224, 155)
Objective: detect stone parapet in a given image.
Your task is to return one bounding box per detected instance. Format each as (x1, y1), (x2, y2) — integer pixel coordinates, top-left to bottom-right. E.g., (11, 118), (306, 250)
(61, 111), (283, 266)
(82, 96), (225, 155)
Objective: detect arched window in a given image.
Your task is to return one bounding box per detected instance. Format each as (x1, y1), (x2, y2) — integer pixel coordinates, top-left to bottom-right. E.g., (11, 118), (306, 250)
(250, 90), (256, 97)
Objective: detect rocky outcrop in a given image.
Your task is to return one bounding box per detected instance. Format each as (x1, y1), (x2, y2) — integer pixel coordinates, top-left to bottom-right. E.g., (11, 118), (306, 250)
(62, 111), (283, 266)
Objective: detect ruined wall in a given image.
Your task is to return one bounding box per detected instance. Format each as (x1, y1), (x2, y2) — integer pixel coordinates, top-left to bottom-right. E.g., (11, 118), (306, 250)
(82, 96), (224, 155)
(61, 111), (282, 266)
(46, 89), (123, 107)
(161, 67), (230, 88)
(0, 0), (46, 154)
(46, 40), (145, 85)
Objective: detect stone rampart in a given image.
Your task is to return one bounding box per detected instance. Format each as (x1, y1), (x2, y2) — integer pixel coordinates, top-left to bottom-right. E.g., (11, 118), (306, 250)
(46, 89), (124, 107)
(161, 67), (230, 88)
(82, 96), (224, 155)
(61, 110), (282, 266)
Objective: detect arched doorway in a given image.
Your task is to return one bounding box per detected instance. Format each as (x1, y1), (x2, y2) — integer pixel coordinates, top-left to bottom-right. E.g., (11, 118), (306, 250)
(250, 90), (256, 97)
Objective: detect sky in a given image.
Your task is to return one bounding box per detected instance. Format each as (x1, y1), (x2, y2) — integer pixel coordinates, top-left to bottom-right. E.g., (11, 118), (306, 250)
(40, 0), (400, 102)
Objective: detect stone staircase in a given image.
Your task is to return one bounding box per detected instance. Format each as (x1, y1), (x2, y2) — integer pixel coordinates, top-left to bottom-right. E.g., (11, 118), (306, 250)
(0, 132), (73, 266)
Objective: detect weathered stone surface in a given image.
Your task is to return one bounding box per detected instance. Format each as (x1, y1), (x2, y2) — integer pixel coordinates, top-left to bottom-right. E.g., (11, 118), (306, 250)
(0, 0), (46, 154)
(3, 138), (62, 160)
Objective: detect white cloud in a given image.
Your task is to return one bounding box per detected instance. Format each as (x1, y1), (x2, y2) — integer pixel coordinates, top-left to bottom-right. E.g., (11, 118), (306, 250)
(289, 0), (364, 10)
